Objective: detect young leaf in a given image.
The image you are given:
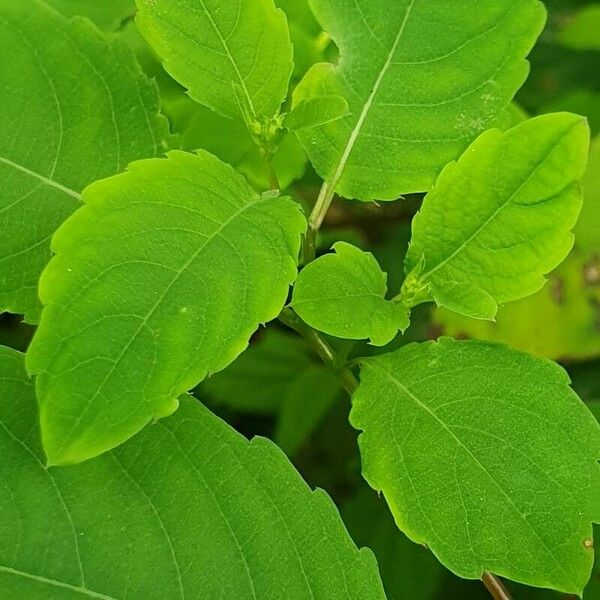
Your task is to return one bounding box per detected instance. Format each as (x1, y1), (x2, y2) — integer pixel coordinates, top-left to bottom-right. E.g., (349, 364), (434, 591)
(26, 150), (306, 465)
(45, 0), (135, 30)
(0, 346), (387, 600)
(350, 337), (600, 594)
(292, 242), (409, 346)
(135, 0), (293, 123)
(402, 113), (590, 320)
(182, 105), (307, 191)
(0, 0), (169, 322)
(294, 0), (546, 200)
(285, 96), (350, 131)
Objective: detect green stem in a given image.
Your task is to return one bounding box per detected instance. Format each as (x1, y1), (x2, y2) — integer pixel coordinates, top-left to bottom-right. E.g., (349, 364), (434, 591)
(482, 572), (512, 600)
(262, 147), (280, 191)
(278, 308), (358, 395)
(302, 180), (336, 264)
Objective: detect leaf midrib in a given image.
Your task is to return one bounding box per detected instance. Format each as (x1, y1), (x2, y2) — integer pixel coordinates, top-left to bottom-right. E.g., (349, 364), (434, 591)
(327, 0), (417, 192)
(0, 156), (80, 201)
(365, 360), (577, 589)
(419, 121), (580, 284)
(0, 565), (118, 600)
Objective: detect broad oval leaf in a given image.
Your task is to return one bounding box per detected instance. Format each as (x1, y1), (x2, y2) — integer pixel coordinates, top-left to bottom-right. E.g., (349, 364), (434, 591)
(350, 337), (600, 594)
(292, 242), (409, 346)
(402, 113), (590, 320)
(26, 150), (306, 465)
(0, 0), (169, 322)
(294, 0), (546, 200)
(135, 0), (293, 122)
(0, 346), (387, 600)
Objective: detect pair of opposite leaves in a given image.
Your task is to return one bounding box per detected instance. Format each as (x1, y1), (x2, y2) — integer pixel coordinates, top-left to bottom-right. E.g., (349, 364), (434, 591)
(1, 0), (599, 595)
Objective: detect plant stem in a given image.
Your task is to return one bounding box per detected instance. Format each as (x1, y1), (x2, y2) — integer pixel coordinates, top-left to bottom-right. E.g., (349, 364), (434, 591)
(302, 180), (336, 264)
(482, 572), (512, 600)
(263, 149), (280, 191)
(278, 308), (358, 394)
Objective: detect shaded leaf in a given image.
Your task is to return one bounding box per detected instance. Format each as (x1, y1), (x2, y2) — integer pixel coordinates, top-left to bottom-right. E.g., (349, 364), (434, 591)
(402, 113), (589, 320)
(135, 0), (293, 123)
(0, 0), (169, 322)
(559, 6), (600, 51)
(350, 337), (600, 594)
(275, 364), (342, 455)
(27, 150), (306, 465)
(294, 0), (546, 200)
(202, 329), (315, 414)
(293, 242), (409, 346)
(0, 345), (387, 600)
(343, 488), (445, 600)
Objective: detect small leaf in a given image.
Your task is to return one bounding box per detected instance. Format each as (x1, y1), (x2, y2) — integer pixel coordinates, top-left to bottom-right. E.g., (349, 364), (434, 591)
(350, 337), (600, 594)
(285, 96), (350, 131)
(402, 113), (590, 320)
(182, 105), (307, 191)
(0, 0), (169, 322)
(0, 346), (387, 600)
(26, 150), (306, 465)
(135, 0), (293, 123)
(294, 0), (546, 200)
(292, 242), (409, 346)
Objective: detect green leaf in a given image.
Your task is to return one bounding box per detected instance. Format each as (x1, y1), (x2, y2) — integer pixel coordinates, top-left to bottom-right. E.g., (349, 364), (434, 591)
(135, 0), (293, 123)
(292, 242), (409, 346)
(0, 346), (387, 600)
(350, 337), (600, 594)
(182, 105), (307, 191)
(275, 364), (342, 455)
(45, 0), (135, 30)
(275, 0), (328, 81)
(26, 150), (306, 465)
(559, 5), (600, 52)
(294, 0), (546, 200)
(202, 329), (315, 414)
(402, 113), (590, 320)
(285, 96), (350, 131)
(0, 0), (169, 322)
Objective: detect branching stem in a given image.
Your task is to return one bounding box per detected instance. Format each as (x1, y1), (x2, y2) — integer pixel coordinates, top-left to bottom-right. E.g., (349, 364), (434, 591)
(278, 308), (358, 394)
